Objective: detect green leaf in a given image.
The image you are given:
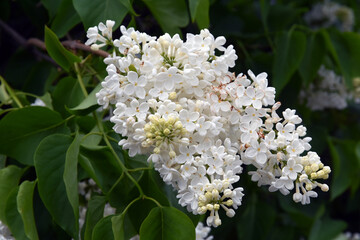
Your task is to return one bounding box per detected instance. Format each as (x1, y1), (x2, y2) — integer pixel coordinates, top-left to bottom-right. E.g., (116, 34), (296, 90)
(80, 125), (102, 148)
(142, 0), (189, 35)
(236, 194), (276, 240)
(111, 202), (137, 239)
(189, 0), (210, 29)
(138, 170), (169, 207)
(38, 92), (53, 110)
(0, 155), (5, 169)
(51, 0), (81, 38)
(52, 76), (85, 117)
(329, 31), (360, 88)
(44, 26), (81, 71)
(79, 145), (123, 193)
(309, 217), (347, 240)
(139, 207), (195, 240)
(107, 173), (137, 210)
(41, 0), (62, 19)
(64, 133), (82, 236)
(69, 83), (101, 115)
(5, 187), (27, 240)
(83, 195), (106, 240)
(73, 0), (130, 30)
(128, 199), (157, 233)
(0, 106), (69, 165)
(0, 165), (23, 223)
(34, 134), (77, 238)
(328, 138), (359, 200)
(272, 30), (306, 94)
(299, 32), (326, 86)
(17, 181), (39, 240)
(92, 215), (115, 240)
(111, 213), (125, 240)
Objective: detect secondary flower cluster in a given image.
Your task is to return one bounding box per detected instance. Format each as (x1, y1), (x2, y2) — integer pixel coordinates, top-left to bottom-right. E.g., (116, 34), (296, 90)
(86, 20), (331, 227)
(299, 65), (350, 111)
(304, 0), (354, 32)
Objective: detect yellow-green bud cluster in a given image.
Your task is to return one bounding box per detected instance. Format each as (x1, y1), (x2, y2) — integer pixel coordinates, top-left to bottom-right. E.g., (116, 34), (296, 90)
(303, 162), (331, 180)
(197, 189), (233, 215)
(142, 115), (187, 155)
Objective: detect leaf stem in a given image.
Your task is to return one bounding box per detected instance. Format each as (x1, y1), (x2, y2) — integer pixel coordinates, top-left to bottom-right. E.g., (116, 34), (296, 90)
(81, 132), (103, 142)
(75, 62), (144, 196)
(122, 196), (142, 215)
(143, 196), (162, 208)
(128, 167), (153, 172)
(107, 172), (125, 195)
(74, 63), (88, 97)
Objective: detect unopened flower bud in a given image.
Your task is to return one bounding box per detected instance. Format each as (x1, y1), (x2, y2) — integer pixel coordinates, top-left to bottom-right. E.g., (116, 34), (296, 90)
(306, 183), (313, 191)
(212, 189), (219, 199)
(311, 163), (319, 172)
(321, 184), (329, 192)
(214, 217), (222, 226)
(169, 92), (177, 99)
(323, 166), (331, 174)
(299, 174), (308, 182)
(163, 128), (170, 135)
(311, 172), (317, 179)
(205, 192), (212, 200)
(225, 199), (233, 206)
(223, 189), (232, 197)
(226, 209), (235, 218)
(206, 204), (214, 211)
(169, 151), (176, 158)
(293, 193), (302, 202)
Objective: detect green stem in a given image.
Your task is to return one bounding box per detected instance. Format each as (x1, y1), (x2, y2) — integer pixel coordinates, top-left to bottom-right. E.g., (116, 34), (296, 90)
(86, 65), (104, 83)
(74, 63), (88, 97)
(143, 196), (162, 208)
(0, 76), (23, 108)
(128, 167), (152, 172)
(75, 62), (144, 197)
(122, 196), (141, 215)
(81, 132), (103, 142)
(107, 172), (125, 195)
(15, 92), (41, 99)
(93, 111), (144, 196)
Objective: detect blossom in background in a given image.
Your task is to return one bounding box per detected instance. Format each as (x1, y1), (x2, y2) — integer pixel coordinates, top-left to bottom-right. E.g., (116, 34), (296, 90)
(299, 65), (351, 111)
(0, 221), (13, 240)
(86, 21), (331, 228)
(304, 0), (354, 32)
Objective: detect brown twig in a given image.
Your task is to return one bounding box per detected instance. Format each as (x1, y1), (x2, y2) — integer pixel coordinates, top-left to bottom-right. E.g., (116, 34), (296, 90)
(62, 40), (109, 58)
(0, 19), (109, 61)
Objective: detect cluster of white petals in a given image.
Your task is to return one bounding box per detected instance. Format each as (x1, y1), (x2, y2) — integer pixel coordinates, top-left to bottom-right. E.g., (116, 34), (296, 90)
(300, 65), (351, 110)
(0, 221), (13, 240)
(344, 232), (360, 240)
(86, 21), (331, 227)
(196, 222), (213, 240)
(304, 0), (354, 32)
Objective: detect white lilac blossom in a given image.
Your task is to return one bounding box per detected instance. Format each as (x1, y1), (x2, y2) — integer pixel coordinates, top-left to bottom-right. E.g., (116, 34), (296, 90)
(30, 98), (46, 107)
(0, 221), (14, 240)
(304, 0), (354, 32)
(86, 21), (331, 227)
(344, 232), (360, 240)
(196, 222), (213, 240)
(299, 65), (351, 110)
